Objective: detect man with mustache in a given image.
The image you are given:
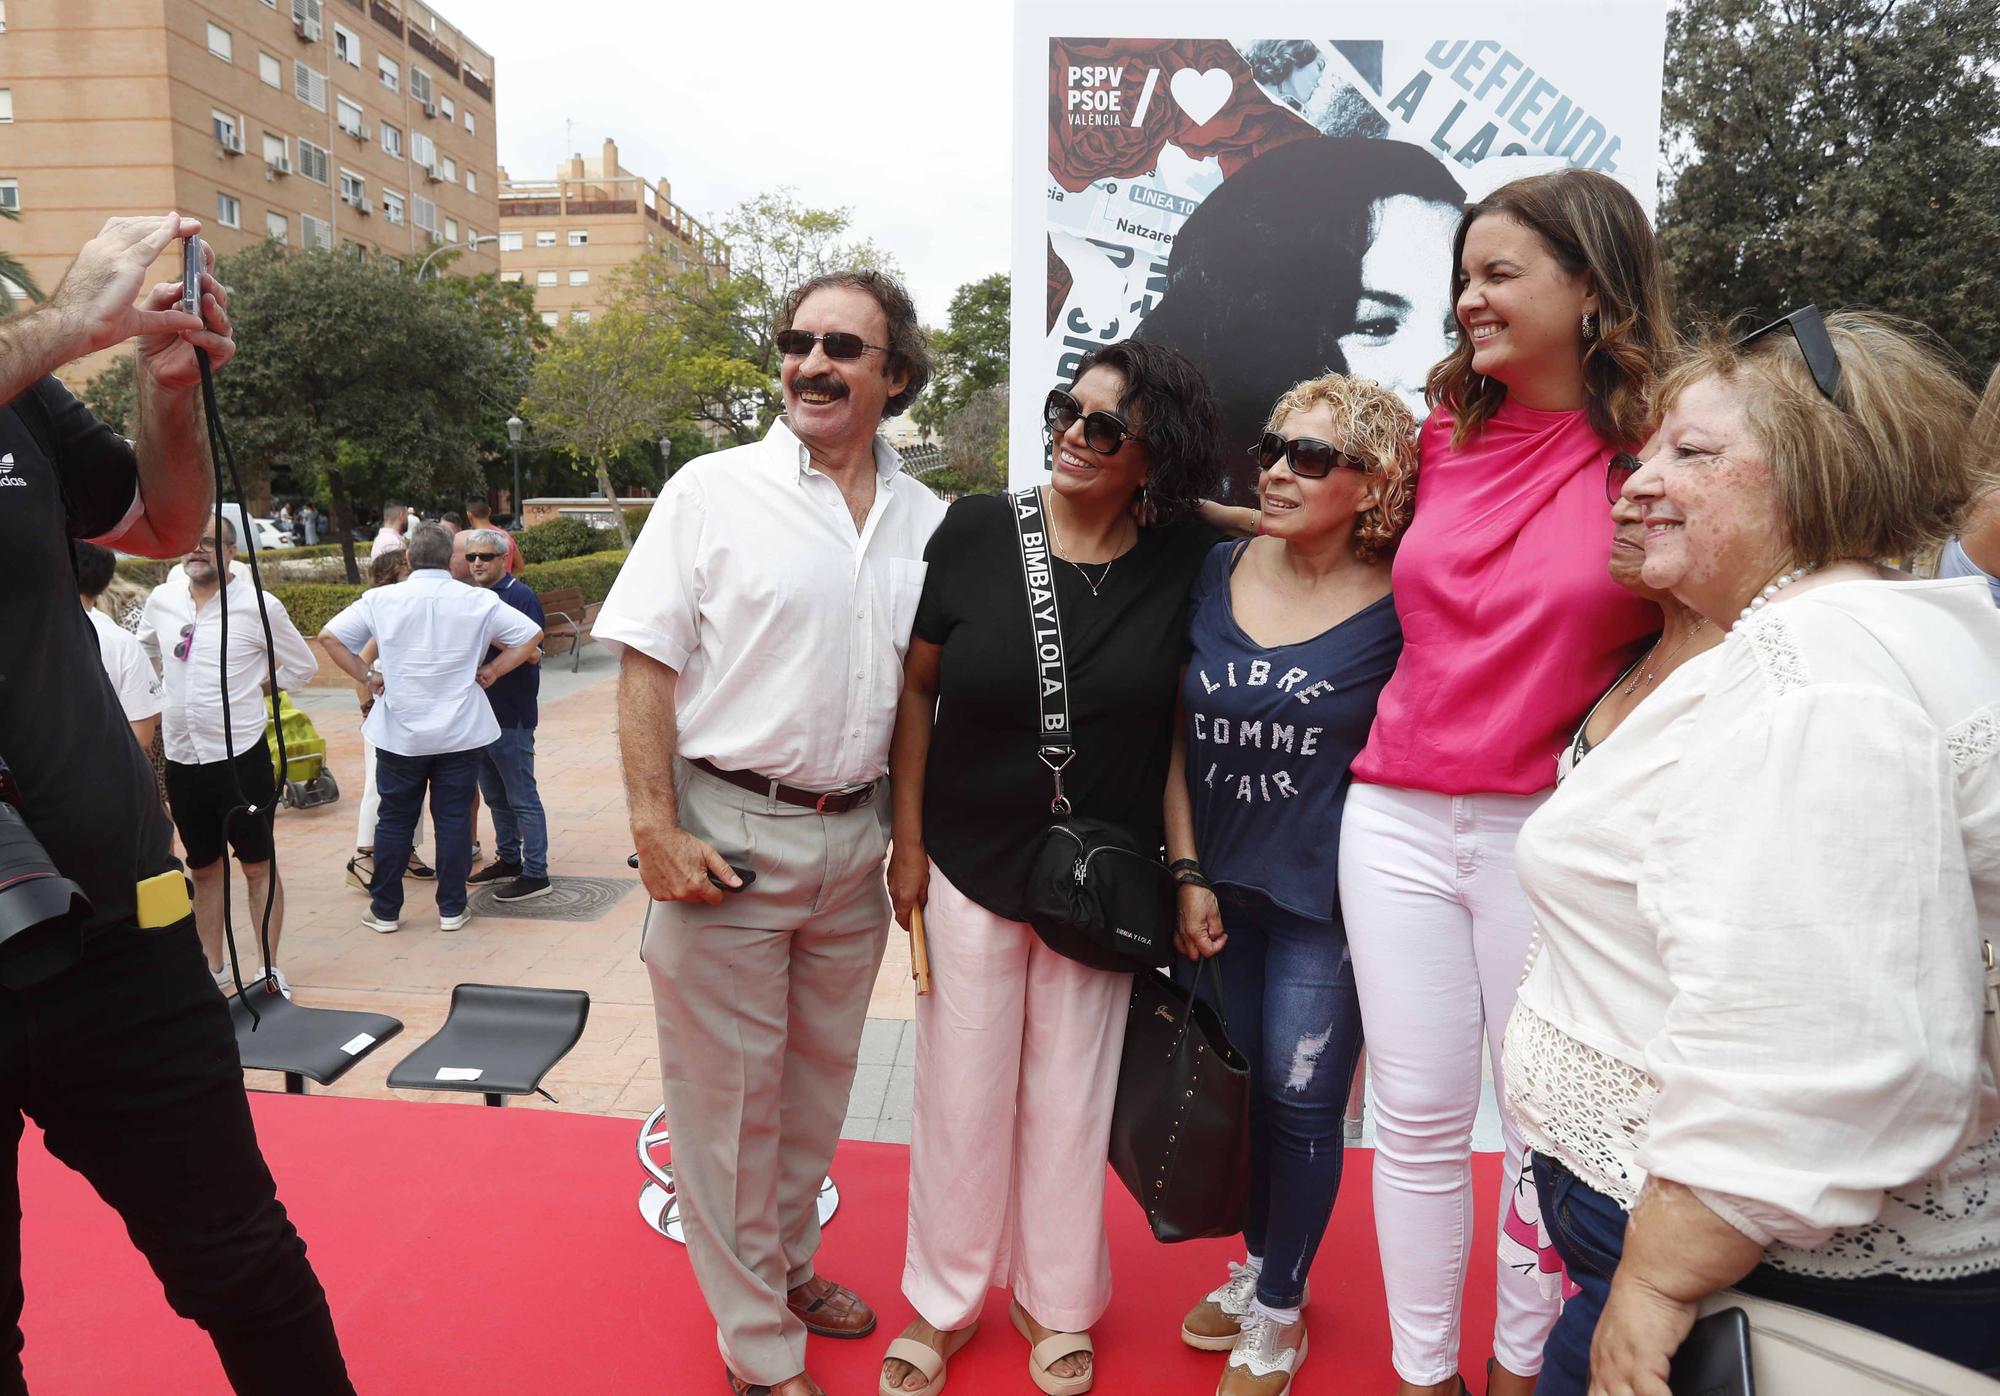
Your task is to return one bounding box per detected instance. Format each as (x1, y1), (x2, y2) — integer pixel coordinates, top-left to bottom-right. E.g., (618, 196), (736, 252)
(598, 269), (943, 1396)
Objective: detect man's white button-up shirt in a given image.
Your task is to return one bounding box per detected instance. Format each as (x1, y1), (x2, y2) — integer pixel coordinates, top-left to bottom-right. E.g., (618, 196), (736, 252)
(321, 570), (543, 757)
(595, 418), (948, 790)
(140, 574), (318, 763)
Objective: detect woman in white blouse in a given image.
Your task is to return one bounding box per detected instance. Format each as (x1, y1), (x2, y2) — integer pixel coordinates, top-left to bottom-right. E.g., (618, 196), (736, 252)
(1502, 309), (2000, 1395)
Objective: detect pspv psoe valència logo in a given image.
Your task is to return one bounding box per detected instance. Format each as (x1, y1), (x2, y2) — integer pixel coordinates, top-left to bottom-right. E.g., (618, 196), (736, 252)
(0, 453), (24, 488)
(1065, 63), (1235, 131)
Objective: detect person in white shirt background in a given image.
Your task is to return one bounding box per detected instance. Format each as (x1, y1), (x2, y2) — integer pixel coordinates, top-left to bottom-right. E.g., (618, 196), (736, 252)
(139, 516), (318, 993)
(317, 524), (542, 935)
(369, 500), (409, 561)
(1503, 310), (2000, 1394)
(75, 540), (163, 757)
(598, 267), (945, 1396)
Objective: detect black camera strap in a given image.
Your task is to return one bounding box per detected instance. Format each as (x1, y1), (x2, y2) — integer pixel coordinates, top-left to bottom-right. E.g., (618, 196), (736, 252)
(1010, 486), (1075, 817)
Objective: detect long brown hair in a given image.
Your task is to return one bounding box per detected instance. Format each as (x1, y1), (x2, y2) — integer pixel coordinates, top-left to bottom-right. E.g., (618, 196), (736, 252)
(1425, 169), (1673, 450)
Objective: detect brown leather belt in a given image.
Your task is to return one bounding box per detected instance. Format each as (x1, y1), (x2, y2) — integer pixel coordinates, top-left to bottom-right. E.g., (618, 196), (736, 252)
(690, 757), (877, 814)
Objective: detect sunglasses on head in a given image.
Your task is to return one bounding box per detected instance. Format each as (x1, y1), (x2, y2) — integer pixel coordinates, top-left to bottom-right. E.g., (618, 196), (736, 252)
(1734, 304), (1843, 403)
(1605, 451), (1642, 504)
(1250, 431), (1374, 478)
(774, 329), (890, 360)
(1043, 388), (1146, 455)
(173, 622), (195, 661)
(463, 551), (501, 563)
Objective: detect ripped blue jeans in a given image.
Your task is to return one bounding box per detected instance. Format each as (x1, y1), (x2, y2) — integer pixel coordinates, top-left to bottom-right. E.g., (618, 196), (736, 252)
(1207, 888), (1366, 1309)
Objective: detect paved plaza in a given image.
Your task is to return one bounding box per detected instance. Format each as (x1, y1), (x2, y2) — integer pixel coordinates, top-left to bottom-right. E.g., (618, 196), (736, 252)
(241, 644), (919, 1142)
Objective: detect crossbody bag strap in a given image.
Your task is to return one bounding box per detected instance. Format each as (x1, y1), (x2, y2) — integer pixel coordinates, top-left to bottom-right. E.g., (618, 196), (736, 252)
(1010, 486), (1075, 815)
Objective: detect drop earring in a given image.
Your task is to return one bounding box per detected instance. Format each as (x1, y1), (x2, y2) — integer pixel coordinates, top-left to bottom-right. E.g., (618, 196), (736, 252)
(1581, 311), (1598, 342)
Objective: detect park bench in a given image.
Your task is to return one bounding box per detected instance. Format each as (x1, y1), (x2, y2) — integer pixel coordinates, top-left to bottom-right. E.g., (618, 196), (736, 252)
(534, 586), (600, 673)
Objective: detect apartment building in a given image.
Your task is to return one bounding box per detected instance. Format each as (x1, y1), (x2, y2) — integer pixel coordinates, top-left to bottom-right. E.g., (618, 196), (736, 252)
(497, 138), (727, 330)
(0, 0), (499, 386)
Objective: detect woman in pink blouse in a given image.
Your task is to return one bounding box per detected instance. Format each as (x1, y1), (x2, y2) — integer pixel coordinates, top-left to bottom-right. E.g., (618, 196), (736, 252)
(1337, 170), (1674, 1396)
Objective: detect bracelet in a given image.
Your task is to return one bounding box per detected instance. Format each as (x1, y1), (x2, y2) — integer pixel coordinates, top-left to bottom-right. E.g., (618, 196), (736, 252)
(1168, 858), (1203, 874)
(1174, 870), (1210, 890)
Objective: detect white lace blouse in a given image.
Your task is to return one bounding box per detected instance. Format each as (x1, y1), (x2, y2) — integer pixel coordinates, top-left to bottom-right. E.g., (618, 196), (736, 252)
(1504, 577), (2000, 1279)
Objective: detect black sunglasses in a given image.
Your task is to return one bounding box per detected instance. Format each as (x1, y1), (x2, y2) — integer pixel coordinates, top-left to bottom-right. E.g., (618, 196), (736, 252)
(464, 552), (502, 563)
(1250, 431), (1375, 478)
(774, 329), (890, 360)
(173, 622), (195, 661)
(1044, 389), (1146, 455)
(1606, 451), (1642, 505)
(1734, 304), (1843, 403)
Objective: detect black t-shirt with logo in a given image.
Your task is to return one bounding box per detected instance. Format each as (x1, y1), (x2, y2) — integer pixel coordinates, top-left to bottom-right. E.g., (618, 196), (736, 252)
(913, 492), (1217, 922)
(1, 377), (178, 935)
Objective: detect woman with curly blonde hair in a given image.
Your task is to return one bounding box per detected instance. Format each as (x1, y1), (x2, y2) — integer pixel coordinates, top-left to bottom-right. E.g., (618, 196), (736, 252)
(1163, 373), (1417, 1396)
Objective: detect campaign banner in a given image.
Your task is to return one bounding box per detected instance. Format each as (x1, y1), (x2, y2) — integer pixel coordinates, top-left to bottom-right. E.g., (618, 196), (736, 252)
(1010, 0), (1668, 496)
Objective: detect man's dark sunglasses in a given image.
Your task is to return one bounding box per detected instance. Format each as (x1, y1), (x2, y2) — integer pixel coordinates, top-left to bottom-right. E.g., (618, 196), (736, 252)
(1606, 451), (1642, 504)
(1251, 431), (1374, 478)
(463, 551), (502, 563)
(1734, 304), (1843, 403)
(774, 329), (890, 360)
(1044, 389), (1146, 455)
(173, 622), (195, 661)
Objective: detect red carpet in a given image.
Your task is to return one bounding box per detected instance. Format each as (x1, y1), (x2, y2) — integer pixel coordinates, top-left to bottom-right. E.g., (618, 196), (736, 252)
(19, 1094), (1501, 1393)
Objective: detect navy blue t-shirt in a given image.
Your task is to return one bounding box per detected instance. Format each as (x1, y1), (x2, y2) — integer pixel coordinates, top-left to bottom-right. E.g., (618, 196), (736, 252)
(1181, 541), (1402, 922)
(482, 574), (546, 729)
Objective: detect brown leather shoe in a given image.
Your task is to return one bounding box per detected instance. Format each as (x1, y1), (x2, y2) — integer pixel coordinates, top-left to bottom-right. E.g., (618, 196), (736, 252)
(787, 1273), (877, 1338)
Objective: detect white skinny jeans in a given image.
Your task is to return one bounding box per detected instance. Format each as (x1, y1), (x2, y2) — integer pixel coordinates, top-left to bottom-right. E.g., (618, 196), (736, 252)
(1339, 783), (1558, 1384)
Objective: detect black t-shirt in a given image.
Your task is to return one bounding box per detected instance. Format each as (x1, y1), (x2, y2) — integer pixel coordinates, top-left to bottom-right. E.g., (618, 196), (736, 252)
(0, 377), (178, 935)
(915, 492), (1218, 921)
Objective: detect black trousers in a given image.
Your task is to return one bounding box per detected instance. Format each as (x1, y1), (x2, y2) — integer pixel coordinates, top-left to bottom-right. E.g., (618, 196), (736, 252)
(1, 916), (352, 1394)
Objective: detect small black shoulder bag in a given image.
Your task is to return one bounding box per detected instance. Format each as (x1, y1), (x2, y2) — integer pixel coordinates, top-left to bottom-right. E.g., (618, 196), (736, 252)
(1010, 487), (1175, 972)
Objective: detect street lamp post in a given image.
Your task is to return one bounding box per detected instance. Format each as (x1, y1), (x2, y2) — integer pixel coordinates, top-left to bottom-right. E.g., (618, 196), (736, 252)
(416, 232), (502, 282)
(507, 415), (526, 528)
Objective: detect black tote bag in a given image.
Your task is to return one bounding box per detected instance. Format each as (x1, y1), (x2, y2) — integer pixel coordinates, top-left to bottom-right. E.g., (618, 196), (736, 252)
(1109, 960), (1251, 1243)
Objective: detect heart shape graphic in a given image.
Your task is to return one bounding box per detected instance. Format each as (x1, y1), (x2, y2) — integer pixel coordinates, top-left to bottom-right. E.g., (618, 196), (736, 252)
(1169, 68), (1234, 127)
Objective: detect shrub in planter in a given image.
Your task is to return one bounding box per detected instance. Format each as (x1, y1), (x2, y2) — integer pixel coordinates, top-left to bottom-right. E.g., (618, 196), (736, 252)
(517, 515), (600, 564)
(268, 582), (368, 637)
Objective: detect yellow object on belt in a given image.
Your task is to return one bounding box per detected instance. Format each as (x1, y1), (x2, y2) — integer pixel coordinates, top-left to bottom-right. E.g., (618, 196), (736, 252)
(134, 869), (192, 929)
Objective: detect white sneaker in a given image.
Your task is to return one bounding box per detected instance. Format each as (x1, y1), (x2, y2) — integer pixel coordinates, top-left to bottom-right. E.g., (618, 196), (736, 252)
(439, 909), (471, 932)
(362, 912), (400, 934)
(1183, 1260), (1261, 1350)
(258, 966), (293, 1000)
(1225, 1313), (1308, 1394)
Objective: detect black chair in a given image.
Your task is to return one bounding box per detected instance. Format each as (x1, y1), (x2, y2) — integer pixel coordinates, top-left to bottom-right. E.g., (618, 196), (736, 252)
(228, 987), (404, 1096)
(386, 983), (590, 1108)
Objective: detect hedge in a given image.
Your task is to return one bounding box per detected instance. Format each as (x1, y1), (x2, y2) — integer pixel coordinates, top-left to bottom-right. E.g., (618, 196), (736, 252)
(517, 516), (600, 564)
(269, 548), (631, 638)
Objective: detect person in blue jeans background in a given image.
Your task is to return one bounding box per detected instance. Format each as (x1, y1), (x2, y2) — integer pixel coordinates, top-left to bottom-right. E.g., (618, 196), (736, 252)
(318, 525), (543, 934)
(1165, 373), (1417, 1396)
(463, 529), (553, 902)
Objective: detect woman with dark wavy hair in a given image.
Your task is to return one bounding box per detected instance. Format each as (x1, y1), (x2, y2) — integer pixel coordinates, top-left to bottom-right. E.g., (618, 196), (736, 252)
(1336, 169), (1674, 1396)
(879, 340), (1222, 1396)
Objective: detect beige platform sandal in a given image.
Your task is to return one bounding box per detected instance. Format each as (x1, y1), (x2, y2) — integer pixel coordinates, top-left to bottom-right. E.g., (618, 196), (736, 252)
(876, 1321), (977, 1396)
(1009, 1298), (1095, 1396)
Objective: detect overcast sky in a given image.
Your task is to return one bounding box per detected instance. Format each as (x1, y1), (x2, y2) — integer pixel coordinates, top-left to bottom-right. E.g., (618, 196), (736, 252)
(472, 0), (1017, 325)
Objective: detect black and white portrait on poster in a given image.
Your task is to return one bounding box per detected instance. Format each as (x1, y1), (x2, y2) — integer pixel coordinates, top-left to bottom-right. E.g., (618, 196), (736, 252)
(1010, 1), (1669, 499)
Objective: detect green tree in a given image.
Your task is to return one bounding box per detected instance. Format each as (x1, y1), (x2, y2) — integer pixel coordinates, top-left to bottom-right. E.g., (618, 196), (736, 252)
(912, 273), (1010, 437)
(940, 381), (1010, 493)
(91, 241), (534, 581)
(0, 206), (44, 315)
(1660, 0), (2000, 375)
(517, 306), (682, 548)
(619, 189), (898, 444)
